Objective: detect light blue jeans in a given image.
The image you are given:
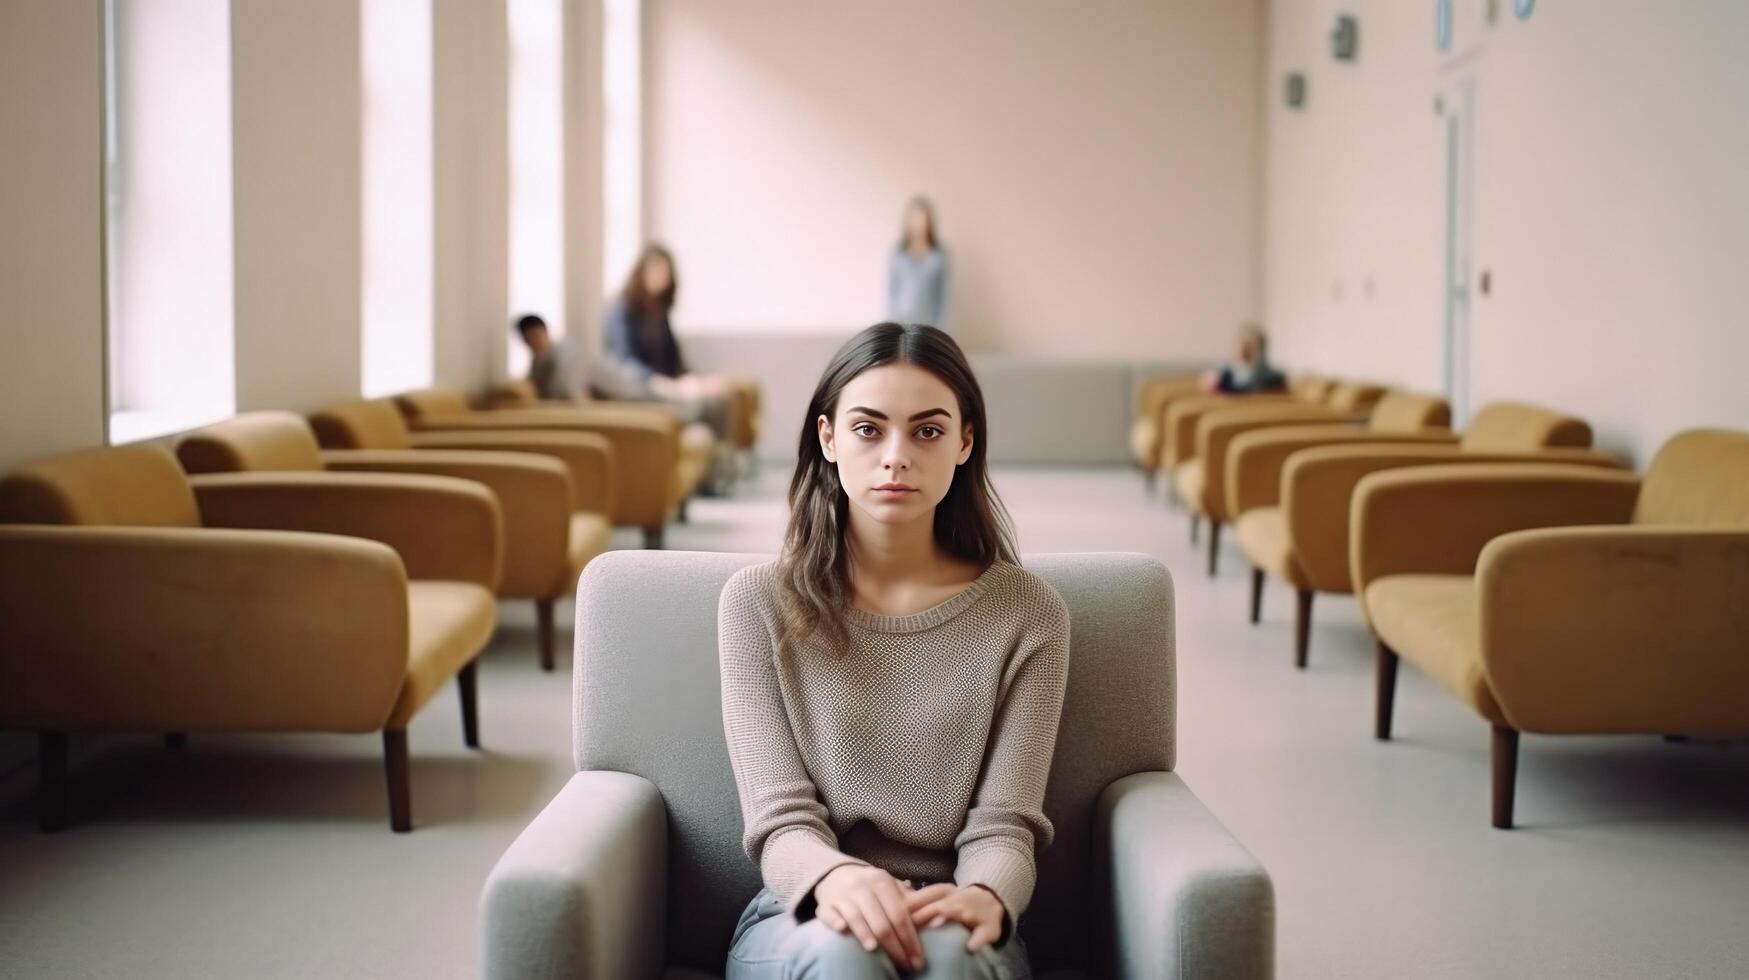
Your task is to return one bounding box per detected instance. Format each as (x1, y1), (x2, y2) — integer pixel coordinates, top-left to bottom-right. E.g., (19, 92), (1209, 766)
(726, 888), (1032, 980)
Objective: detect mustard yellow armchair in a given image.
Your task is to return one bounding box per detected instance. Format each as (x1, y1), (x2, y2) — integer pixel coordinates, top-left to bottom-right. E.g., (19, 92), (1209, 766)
(0, 445), (501, 833)
(1233, 402), (1618, 669)
(184, 410), (606, 671)
(1351, 429), (1749, 828)
(394, 387), (699, 548)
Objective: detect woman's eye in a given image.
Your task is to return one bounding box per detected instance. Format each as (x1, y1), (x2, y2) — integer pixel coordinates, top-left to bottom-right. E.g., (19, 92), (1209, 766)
(916, 425), (943, 440)
(851, 423), (879, 438)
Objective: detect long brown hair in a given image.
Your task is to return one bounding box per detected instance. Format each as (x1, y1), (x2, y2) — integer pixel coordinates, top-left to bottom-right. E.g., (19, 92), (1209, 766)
(776, 323), (1016, 656)
(620, 243), (678, 318)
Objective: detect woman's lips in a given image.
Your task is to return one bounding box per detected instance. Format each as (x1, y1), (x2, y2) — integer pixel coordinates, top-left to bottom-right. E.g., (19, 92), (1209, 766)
(872, 484), (918, 496)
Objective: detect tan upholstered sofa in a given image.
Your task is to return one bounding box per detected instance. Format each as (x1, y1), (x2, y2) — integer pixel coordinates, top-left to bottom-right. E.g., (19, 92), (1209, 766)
(182, 410), (608, 671)
(1233, 402), (1619, 668)
(393, 386), (703, 548)
(1351, 429), (1749, 828)
(0, 444), (502, 832)
(1174, 382), (1388, 576)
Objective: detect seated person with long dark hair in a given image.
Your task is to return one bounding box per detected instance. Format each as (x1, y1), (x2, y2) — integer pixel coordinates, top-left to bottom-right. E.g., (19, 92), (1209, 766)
(719, 323), (1067, 979)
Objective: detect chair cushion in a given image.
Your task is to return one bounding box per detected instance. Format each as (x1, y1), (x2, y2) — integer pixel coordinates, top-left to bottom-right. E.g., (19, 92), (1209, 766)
(1129, 417), (1161, 468)
(0, 445), (201, 527)
(567, 513), (611, 582)
(1459, 403), (1591, 452)
(393, 387), (472, 422)
(1236, 507), (1309, 587)
(1365, 575), (1505, 724)
(385, 580), (498, 729)
(1634, 429), (1749, 527)
(1174, 459), (1207, 514)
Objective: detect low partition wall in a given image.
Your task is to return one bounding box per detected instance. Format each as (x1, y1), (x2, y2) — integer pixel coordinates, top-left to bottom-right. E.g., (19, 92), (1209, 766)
(682, 329), (1203, 465)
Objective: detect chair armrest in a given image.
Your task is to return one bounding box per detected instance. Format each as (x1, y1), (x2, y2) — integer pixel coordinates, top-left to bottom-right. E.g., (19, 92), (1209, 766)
(1283, 444), (1624, 593)
(482, 771), (668, 980)
(190, 471), (503, 589)
(1098, 772), (1274, 980)
(1349, 462), (1640, 599)
(321, 450), (570, 598)
(1477, 526), (1749, 736)
(1225, 426), (1458, 518)
(406, 431), (615, 515)
(1194, 406), (1361, 519)
(0, 526), (407, 732)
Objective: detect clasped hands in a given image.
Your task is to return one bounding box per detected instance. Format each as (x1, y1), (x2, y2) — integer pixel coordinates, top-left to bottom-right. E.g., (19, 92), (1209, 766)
(811, 864), (1006, 972)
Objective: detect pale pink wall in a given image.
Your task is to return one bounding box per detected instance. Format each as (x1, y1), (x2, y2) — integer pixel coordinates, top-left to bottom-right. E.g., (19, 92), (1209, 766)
(643, 0), (1265, 359)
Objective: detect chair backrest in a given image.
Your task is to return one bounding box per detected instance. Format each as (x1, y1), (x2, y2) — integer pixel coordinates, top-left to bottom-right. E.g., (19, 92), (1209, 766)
(1288, 373), (1332, 402)
(482, 379), (541, 409)
(1325, 381), (1386, 414)
(573, 550), (1176, 974)
(1634, 429), (1749, 526)
(1459, 402), (1592, 452)
(392, 387), (470, 421)
(308, 400), (415, 450)
(0, 445), (200, 527)
(1367, 392), (1452, 434)
(175, 412), (326, 474)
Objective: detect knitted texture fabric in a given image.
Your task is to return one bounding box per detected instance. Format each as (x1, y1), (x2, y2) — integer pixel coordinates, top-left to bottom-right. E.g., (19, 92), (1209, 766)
(718, 559), (1070, 923)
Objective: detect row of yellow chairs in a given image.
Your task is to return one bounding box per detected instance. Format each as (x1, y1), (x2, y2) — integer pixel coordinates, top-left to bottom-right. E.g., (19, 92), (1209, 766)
(1130, 373), (1749, 828)
(0, 382), (755, 833)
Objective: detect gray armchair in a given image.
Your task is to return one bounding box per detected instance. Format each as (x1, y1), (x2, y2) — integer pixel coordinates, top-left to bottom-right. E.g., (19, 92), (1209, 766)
(482, 551), (1274, 979)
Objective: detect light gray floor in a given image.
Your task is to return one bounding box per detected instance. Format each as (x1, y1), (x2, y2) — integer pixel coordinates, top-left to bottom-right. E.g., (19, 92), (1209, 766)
(2, 466), (1746, 978)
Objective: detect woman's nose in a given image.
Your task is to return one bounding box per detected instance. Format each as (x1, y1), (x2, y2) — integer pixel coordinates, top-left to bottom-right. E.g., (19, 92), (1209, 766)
(881, 436), (910, 470)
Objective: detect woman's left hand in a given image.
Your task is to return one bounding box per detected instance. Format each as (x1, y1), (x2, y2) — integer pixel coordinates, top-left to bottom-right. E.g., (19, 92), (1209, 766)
(903, 883), (1007, 952)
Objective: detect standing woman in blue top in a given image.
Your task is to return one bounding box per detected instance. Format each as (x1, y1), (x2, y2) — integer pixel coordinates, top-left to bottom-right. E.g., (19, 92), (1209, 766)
(888, 197), (951, 330)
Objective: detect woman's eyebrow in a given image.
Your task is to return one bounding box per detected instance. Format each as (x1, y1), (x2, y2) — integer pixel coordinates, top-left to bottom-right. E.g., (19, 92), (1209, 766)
(844, 407), (953, 421)
(908, 408), (952, 421)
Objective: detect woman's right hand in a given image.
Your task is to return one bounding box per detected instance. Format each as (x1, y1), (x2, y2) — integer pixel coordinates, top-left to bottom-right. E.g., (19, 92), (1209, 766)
(811, 864), (926, 972)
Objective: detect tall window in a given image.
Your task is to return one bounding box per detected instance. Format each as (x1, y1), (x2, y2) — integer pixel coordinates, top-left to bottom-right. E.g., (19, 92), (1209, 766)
(507, 0), (565, 377)
(105, 0), (235, 444)
(602, 0), (642, 292)
(360, 0), (434, 397)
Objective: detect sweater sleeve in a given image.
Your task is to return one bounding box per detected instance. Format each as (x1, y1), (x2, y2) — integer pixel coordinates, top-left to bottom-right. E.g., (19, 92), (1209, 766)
(952, 584), (1070, 926)
(718, 567), (867, 915)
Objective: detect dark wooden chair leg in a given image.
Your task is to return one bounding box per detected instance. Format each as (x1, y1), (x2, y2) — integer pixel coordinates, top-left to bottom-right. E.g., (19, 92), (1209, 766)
(1491, 725), (1520, 830)
(642, 526), (664, 550)
(536, 598), (556, 672)
(1293, 589), (1314, 668)
(1206, 520), (1222, 577)
(1248, 567), (1265, 624)
(39, 733), (68, 833)
(1374, 642), (1399, 740)
(1189, 514), (1200, 545)
(677, 499), (690, 524)
(384, 730), (412, 833)
(458, 661), (480, 749)
(164, 732), (188, 750)
(1142, 466), (1157, 493)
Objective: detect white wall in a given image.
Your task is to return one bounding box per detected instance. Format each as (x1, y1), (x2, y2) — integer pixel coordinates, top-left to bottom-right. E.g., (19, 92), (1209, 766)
(434, 0), (512, 391)
(0, 0), (106, 472)
(1264, 0), (1749, 462)
(231, 0), (365, 413)
(644, 0), (1265, 360)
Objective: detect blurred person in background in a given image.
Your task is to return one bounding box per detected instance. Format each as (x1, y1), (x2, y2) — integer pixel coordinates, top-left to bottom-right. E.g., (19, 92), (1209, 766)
(603, 244), (739, 491)
(888, 196), (951, 330)
(1202, 323), (1285, 393)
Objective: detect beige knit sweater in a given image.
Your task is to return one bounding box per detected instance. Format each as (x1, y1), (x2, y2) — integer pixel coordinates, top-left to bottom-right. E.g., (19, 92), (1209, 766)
(718, 559), (1070, 923)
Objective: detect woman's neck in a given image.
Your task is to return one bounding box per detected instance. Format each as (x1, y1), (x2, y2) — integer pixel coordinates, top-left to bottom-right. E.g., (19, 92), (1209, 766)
(844, 506), (980, 613)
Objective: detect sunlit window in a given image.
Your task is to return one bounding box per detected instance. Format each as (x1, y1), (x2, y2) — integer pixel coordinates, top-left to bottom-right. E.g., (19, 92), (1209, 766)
(361, 0), (434, 398)
(105, 0), (236, 444)
(507, 0), (565, 378)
